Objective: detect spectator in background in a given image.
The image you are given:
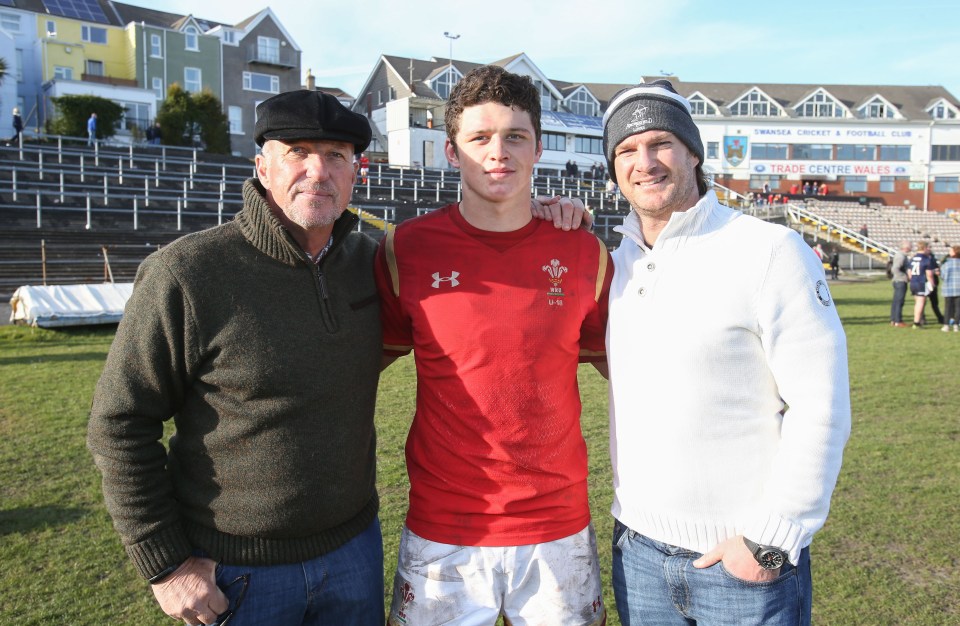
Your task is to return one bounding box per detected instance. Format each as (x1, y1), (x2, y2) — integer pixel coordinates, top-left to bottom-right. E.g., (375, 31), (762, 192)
(151, 122), (162, 145)
(8, 107), (23, 145)
(890, 240), (911, 327)
(819, 182), (829, 196)
(859, 224), (869, 238)
(598, 162), (605, 180)
(813, 243), (825, 262)
(606, 177), (619, 199)
(803, 181), (812, 195)
(358, 152), (370, 184)
(144, 124), (155, 145)
(830, 250), (840, 279)
(908, 240), (936, 328)
(941, 245), (960, 332)
(927, 250), (945, 326)
(87, 113), (97, 146)
(790, 183), (799, 194)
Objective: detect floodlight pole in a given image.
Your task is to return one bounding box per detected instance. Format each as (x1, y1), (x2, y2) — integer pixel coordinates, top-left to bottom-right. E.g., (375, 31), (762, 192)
(443, 31), (460, 76)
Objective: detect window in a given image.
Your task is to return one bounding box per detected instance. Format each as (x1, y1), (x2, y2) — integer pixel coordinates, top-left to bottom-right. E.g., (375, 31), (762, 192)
(82, 25), (108, 44)
(85, 60), (104, 76)
(796, 90), (844, 118)
(117, 102), (150, 132)
(433, 66), (461, 99)
(879, 176), (896, 193)
(707, 141), (719, 159)
(184, 67), (201, 93)
(861, 97), (895, 119)
(229, 106), (243, 134)
(257, 36), (280, 64)
(837, 144), (875, 160)
(933, 176), (959, 193)
(15, 48), (22, 82)
(150, 34), (162, 57)
(730, 89), (779, 117)
(567, 89), (598, 116)
(377, 90), (382, 106)
(223, 30), (236, 45)
(929, 100), (958, 120)
(46, 20), (56, 36)
(575, 136), (602, 154)
(542, 132), (565, 151)
(54, 66), (73, 80)
(152, 77), (164, 100)
(184, 26), (198, 51)
(932, 145), (960, 161)
(749, 175), (781, 190)
(689, 95), (719, 116)
(242, 71), (279, 94)
(793, 144), (833, 160)
(878, 145), (910, 161)
(751, 143), (788, 160)
(533, 79), (556, 112)
(1, 12), (21, 34)
(844, 176), (868, 193)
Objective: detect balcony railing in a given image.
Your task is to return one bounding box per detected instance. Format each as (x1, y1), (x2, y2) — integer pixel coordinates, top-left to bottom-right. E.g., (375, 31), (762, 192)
(245, 45), (297, 68)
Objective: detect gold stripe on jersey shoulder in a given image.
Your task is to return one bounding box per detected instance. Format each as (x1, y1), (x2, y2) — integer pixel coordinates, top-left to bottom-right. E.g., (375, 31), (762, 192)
(594, 237), (608, 303)
(385, 228), (400, 297)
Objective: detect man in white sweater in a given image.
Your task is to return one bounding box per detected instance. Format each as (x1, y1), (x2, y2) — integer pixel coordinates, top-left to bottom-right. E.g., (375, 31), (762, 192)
(601, 81), (851, 625)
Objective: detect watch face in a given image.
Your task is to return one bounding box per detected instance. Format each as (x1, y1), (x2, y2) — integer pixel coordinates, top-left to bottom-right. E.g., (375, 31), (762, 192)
(758, 548), (786, 569)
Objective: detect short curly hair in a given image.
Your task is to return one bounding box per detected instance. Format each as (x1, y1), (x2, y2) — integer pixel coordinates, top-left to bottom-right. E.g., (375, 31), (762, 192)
(444, 65), (542, 150)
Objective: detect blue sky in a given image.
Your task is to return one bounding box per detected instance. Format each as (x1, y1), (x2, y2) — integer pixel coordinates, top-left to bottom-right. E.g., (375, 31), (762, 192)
(133, 0), (960, 99)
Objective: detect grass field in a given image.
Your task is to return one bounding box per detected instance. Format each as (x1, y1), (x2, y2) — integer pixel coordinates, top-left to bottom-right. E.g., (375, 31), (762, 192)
(1, 278), (958, 624)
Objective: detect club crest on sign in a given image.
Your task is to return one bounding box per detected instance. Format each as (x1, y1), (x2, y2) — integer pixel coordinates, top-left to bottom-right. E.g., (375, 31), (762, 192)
(724, 136), (748, 167)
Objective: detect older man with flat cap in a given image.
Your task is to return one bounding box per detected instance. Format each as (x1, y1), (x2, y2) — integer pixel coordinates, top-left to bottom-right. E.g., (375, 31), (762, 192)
(601, 81), (851, 625)
(88, 90), (385, 625)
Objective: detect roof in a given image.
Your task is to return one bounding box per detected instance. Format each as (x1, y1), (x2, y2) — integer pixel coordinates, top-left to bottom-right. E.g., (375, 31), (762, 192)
(370, 52), (959, 122)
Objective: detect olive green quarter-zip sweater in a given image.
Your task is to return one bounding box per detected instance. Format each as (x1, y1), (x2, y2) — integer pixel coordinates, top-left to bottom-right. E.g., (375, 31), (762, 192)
(88, 179), (382, 581)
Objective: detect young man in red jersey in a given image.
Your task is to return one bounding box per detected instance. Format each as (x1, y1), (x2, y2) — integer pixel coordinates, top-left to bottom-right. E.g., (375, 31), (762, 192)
(376, 65), (611, 625)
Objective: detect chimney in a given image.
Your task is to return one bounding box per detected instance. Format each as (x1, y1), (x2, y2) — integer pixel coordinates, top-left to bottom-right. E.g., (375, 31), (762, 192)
(305, 68), (316, 91)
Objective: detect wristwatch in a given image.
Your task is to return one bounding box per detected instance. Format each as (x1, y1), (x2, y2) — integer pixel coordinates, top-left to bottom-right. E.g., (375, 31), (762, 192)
(742, 537), (788, 570)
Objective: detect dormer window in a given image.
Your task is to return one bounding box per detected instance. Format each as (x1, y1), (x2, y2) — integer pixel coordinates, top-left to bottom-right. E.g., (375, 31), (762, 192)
(796, 89), (846, 118)
(928, 98), (959, 120)
(729, 88), (782, 117)
(184, 26), (199, 51)
(859, 96), (897, 119)
(567, 88), (598, 116)
(688, 94), (719, 116)
(433, 66), (462, 99)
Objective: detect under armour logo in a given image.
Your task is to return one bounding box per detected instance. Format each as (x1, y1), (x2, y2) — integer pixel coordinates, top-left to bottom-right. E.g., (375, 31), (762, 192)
(432, 271), (460, 288)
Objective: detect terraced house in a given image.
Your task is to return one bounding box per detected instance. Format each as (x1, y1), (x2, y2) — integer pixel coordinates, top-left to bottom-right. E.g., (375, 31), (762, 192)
(0, 0), (299, 157)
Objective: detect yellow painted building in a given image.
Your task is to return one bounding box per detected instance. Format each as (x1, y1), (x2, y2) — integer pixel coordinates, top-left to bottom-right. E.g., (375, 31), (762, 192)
(37, 15), (133, 84)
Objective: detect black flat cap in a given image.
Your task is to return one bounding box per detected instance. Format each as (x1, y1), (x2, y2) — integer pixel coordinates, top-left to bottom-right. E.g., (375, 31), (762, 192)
(255, 90), (372, 152)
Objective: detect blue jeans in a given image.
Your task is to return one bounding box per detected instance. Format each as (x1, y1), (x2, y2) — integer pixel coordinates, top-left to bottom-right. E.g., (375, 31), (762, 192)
(212, 518), (384, 626)
(891, 281), (907, 323)
(612, 520), (811, 626)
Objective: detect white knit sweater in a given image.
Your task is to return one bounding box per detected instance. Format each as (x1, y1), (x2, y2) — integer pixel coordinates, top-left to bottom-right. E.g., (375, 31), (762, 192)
(607, 191), (851, 564)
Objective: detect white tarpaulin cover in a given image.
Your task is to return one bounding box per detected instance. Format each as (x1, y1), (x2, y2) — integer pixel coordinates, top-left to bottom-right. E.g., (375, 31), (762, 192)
(9, 283), (134, 328)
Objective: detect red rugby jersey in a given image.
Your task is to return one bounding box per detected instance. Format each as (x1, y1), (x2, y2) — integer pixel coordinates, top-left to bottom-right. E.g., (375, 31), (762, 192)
(375, 204), (612, 546)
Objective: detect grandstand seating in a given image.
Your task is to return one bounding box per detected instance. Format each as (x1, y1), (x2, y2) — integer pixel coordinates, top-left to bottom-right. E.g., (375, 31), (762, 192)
(17, 137), (951, 301)
(799, 199), (959, 259)
(0, 140), (617, 298)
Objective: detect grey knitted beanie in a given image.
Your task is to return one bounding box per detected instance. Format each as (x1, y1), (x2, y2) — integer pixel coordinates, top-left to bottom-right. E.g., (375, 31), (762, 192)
(602, 80), (703, 183)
